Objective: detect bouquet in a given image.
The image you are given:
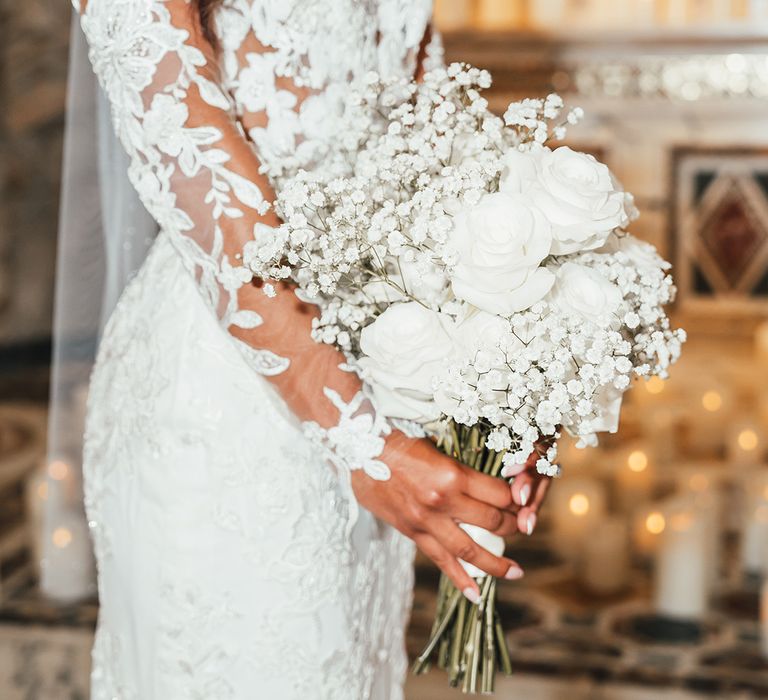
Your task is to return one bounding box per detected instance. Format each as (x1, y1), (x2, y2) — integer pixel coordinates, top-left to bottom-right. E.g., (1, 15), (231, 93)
(245, 63), (685, 693)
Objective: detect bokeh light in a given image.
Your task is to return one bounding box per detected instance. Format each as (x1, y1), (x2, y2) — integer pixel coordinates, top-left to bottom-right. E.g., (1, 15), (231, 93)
(701, 390), (722, 412)
(737, 429), (759, 451)
(47, 460), (69, 481)
(627, 450), (648, 473)
(645, 511), (666, 535)
(644, 376), (666, 395)
(569, 493), (590, 516)
(52, 527), (73, 548)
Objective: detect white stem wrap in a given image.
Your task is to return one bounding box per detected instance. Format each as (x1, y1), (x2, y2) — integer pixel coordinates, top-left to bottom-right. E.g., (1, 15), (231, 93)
(458, 523), (506, 579)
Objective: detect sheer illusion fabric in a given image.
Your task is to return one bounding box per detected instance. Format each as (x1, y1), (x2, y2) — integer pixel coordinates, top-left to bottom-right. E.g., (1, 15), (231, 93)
(51, 0), (442, 697)
(44, 14), (157, 601)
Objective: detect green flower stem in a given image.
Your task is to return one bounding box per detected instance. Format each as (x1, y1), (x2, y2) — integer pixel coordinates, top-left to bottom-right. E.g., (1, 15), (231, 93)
(412, 588), (461, 674)
(482, 579), (497, 694)
(413, 420), (515, 693)
(461, 603), (479, 693)
(438, 634), (450, 669)
(495, 618), (513, 676)
(448, 596), (468, 686)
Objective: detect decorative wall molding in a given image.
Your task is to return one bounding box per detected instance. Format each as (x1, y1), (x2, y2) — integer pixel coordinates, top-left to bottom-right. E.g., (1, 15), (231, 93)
(673, 148), (768, 315)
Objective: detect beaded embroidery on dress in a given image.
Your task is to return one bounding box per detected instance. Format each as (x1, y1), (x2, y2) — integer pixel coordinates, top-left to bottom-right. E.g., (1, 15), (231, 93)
(75, 0), (441, 697)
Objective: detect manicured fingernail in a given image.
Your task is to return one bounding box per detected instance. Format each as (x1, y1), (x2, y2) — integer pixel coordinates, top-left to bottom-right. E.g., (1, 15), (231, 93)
(501, 462), (525, 478)
(504, 564), (524, 580)
(463, 586), (481, 605)
(525, 512), (537, 536)
(519, 483), (531, 507)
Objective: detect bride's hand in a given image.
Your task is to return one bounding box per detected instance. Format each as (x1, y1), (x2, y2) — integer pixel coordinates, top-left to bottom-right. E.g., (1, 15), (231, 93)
(351, 431), (524, 602)
(505, 450), (553, 537)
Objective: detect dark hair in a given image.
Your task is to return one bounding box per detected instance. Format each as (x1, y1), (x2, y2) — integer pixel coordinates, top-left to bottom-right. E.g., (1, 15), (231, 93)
(194, 0), (223, 50)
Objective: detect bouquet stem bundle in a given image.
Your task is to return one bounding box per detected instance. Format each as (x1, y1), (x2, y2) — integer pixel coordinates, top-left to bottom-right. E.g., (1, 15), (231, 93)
(412, 422), (513, 694)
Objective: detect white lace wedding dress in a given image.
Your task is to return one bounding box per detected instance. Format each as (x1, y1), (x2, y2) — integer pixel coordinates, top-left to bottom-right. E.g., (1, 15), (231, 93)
(74, 1), (440, 698)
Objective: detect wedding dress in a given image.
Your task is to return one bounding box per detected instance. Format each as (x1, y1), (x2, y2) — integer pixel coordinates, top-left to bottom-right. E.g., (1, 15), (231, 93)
(73, 1), (441, 697)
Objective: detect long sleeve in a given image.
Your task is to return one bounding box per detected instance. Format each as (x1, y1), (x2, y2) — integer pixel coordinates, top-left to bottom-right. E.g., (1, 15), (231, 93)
(74, 0), (394, 482)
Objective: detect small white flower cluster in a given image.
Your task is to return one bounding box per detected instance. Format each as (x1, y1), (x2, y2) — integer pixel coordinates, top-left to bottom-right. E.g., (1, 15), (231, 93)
(244, 63), (685, 475)
(432, 244), (684, 476)
(502, 94), (583, 144)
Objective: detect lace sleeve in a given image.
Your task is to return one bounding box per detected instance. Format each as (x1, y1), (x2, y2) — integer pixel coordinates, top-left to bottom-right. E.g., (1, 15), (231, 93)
(75, 0), (393, 496)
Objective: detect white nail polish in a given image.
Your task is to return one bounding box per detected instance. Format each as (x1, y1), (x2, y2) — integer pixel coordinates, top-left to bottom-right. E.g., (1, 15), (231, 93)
(501, 462), (525, 478)
(526, 513), (537, 536)
(462, 586), (481, 605)
(519, 483), (531, 507)
(504, 565), (524, 580)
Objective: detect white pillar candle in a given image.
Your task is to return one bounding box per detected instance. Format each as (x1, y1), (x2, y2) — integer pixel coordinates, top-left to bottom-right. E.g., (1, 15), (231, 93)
(45, 458), (79, 506)
(633, 505), (667, 557)
(40, 510), (96, 603)
(581, 516), (629, 595)
(639, 406), (680, 464)
(695, 490), (723, 590)
(687, 385), (731, 455)
(742, 473), (768, 574)
(615, 444), (656, 510)
(654, 500), (708, 618)
(550, 477), (607, 561)
(24, 466), (48, 577)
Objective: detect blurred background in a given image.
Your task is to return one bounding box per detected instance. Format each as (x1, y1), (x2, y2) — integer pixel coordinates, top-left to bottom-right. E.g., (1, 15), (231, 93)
(1, 0), (768, 698)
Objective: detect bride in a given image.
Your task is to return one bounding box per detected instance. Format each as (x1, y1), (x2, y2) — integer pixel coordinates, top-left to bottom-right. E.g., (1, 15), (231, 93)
(69, 1), (551, 697)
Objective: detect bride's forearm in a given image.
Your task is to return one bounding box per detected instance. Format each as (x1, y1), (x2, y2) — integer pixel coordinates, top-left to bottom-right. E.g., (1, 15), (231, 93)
(230, 280), (363, 427)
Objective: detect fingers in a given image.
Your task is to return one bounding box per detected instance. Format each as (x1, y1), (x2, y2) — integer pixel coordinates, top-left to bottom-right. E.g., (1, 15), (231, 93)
(516, 473), (552, 535)
(433, 518), (524, 580)
(414, 533), (480, 603)
(501, 460), (526, 478)
(530, 472), (552, 510)
(510, 469), (536, 508)
(459, 463), (514, 509)
(451, 496), (519, 537)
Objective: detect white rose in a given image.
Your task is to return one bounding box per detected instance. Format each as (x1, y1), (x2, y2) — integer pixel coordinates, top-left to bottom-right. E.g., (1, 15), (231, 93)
(448, 192), (554, 315)
(497, 146), (540, 195)
(500, 146), (631, 255)
(548, 262), (622, 326)
(455, 308), (521, 357)
(358, 303), (455, 421)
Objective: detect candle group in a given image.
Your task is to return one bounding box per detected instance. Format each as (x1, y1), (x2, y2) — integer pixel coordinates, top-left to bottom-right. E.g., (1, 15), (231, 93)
(26, 457), (96, 603)
(550, 477), (607, 564)
(654, 500), (709, 618)
(581, 517), (629, 595)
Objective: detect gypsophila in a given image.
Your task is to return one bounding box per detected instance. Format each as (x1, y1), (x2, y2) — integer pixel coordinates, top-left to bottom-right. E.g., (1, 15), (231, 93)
(244, 63), (685, 476)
